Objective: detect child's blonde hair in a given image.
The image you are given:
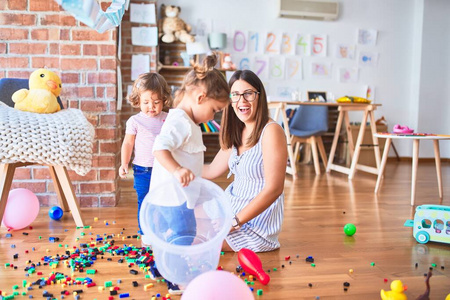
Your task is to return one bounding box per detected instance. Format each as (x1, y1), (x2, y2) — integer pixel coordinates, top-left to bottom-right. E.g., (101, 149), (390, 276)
(128, 73), (172, 109)
(174, 54), (230, 105)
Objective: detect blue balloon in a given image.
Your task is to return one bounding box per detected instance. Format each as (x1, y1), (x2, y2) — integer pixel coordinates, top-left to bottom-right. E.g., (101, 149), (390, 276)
(49, 206), (64, 221)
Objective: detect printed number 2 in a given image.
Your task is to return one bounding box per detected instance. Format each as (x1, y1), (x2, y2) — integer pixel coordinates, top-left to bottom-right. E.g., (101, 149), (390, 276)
(266, 33), (277, 53)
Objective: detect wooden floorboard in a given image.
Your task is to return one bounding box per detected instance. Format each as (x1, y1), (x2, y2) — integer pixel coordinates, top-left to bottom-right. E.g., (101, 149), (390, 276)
(1, 161), (449, 299)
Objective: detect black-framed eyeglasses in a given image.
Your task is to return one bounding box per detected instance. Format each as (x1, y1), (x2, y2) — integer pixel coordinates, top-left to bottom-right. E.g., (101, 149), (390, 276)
(230, 91), (260, 103)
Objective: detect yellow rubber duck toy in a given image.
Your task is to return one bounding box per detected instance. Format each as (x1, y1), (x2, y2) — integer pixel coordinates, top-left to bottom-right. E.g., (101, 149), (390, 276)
(12, 68), (62, 113)
(381, 280), (407, 300)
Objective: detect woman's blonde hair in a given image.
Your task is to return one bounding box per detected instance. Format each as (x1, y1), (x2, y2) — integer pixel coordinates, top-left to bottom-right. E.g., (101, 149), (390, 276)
(128, 73), (172, 109)
(174, 53), (230, 105)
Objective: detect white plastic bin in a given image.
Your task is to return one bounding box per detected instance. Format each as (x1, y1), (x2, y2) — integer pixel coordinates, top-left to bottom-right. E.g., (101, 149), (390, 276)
(140, 178), (232, 286)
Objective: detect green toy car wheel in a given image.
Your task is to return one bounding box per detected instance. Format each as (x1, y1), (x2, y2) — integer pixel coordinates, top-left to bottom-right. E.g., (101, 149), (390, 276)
(415, 231), (430, 244)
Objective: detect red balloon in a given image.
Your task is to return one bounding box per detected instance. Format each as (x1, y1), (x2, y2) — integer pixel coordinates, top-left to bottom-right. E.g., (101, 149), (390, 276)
(237, 248), (270, 285)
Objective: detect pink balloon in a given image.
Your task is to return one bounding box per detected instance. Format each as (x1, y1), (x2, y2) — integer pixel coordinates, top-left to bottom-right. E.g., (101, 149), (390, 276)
(2, 188), (40, 230)
(181, 270), (254, 300)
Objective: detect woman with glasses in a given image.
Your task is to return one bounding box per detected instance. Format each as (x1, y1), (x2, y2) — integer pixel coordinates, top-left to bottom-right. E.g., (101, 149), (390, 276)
(203, 70), (287, 252)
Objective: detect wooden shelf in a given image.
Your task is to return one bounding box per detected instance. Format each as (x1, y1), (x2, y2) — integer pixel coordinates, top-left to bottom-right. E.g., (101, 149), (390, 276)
(158, 65), (191, 71)
(158, 64), (235, 73)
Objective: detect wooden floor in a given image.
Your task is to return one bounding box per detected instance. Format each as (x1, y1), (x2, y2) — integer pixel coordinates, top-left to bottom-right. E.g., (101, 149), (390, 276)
(1, 161), (450, 299)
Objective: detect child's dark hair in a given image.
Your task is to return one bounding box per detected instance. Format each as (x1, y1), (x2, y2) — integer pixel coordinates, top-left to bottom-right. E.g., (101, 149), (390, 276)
(220, 70), (269, 149)
(174, 53), (230, 105)
(128, 73), (172, 109)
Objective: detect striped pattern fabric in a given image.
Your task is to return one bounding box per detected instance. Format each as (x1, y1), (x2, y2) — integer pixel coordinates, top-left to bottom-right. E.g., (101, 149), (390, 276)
(225, 122), (284, 252)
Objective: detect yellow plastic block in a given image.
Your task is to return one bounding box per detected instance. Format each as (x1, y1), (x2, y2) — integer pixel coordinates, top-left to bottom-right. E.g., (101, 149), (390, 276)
(144, 283), (154, 291)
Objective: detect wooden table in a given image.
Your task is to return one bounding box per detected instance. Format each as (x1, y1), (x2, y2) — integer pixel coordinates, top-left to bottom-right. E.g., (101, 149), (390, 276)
(374, 133), (450, 205)
(269, 101), (381, 179)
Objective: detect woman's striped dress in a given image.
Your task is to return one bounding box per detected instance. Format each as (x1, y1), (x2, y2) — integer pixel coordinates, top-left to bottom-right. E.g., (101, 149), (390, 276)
(225, 122), (284, 252)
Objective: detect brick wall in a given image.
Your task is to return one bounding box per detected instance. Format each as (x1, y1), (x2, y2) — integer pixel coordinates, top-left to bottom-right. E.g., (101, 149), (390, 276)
(119, 1), (158, 136)
(0, 0), (128, 207)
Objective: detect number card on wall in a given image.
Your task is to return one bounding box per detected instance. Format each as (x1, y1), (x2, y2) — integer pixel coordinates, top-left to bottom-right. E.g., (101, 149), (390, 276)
(265, 32), (281, 55)
(253, 56), (269, 79)
(285, 57), (302, 80)
(281, 33), (295, 55)
(233, 30), (248, 53)
(236, 55), (251, 70)
(311, 34), (327, 57)
(269, 56), (285, 79)
(248, 31), (263, 54)
(295, 34), (310, 56)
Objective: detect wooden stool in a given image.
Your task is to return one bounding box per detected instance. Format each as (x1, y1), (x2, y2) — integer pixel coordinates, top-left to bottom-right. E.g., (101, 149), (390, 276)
(0, 162), (84, 227)
(374, 133), (450, 205)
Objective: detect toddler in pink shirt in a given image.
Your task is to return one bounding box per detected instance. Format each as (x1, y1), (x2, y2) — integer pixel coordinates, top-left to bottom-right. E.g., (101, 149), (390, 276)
(119, 73), (172, 234)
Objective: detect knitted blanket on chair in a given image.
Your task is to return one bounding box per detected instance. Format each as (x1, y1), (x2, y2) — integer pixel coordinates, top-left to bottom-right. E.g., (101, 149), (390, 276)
(0, 106), (95, 176)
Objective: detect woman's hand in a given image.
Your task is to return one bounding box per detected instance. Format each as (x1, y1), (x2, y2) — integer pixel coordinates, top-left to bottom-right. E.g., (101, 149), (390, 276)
(173, 166), (195, 187)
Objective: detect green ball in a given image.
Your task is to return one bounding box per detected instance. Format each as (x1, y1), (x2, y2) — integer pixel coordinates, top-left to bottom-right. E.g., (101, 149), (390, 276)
(344, 223), (356, 236)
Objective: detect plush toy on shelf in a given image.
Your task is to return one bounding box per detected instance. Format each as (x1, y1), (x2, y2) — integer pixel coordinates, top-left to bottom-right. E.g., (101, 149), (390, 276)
(221, 53), (236, 70)
(12, 68), (62, 114)
(159, 4), (194, 44)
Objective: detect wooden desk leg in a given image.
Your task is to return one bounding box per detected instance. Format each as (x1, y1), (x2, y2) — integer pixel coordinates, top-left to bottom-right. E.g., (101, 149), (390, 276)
(375, 138), (391, 194)
(348, 109), (369, 179)
(52, 165), (84, 227)
(281, 106), (297, 179)
(433, 140), (443, 199)
(369, 110), (381, 169)
(411, 139), (420, 206)
(317, 136), (328, 169)
(48, 166), (69, 211)
(343, 111), (355, 158)
(326, 108), (344, 173)
(0, 164), (17, 226)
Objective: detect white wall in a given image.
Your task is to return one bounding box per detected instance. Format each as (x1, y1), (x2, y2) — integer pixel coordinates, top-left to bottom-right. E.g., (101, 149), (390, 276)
(417, 0), (450, 157)
(159, 0), (450, 158)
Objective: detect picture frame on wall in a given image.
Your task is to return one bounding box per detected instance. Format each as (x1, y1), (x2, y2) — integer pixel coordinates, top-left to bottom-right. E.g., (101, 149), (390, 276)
(307, 91), (327, 102)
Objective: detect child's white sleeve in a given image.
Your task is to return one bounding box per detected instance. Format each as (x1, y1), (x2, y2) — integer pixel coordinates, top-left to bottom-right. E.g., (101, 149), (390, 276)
(153, 116), (191, 152)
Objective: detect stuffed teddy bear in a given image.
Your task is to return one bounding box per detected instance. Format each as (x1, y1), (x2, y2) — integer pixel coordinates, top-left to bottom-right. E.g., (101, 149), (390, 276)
(159, 4), (195, 44)
(12, 68), (62, 113)
(221, 54), (236, 70)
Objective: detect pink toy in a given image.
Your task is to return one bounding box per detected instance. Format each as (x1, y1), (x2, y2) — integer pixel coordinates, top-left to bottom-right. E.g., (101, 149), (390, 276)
(2, 188), (40, 230)
(393, 124), (414, 134)
(181, 270), (253, 300)
(237, 248), (270, 285)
